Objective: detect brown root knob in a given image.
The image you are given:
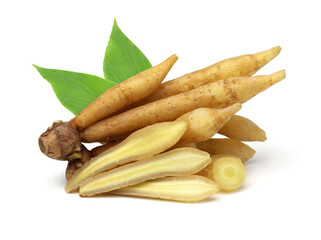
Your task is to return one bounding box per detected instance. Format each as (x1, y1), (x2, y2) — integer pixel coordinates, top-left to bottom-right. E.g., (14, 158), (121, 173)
(65, 145), (92, 181)
(38, 121), (81, 160)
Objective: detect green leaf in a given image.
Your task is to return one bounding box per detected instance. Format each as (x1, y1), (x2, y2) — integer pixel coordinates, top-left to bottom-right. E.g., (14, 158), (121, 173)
(103, 19), (152, 83)
(33, 65), (117, 115)
(35, 19), (153, 115)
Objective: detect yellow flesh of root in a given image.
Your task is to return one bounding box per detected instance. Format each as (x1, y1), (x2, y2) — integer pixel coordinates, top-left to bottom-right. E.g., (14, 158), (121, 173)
(112, 175), (220, 202)
(65, 121), (187, 192)
(79, 148), (211, 197)
(206, 154), (246, 192)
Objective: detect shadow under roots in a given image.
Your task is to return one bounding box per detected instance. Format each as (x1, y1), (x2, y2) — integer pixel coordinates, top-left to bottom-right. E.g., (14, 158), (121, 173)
(52, 172), (67, 188)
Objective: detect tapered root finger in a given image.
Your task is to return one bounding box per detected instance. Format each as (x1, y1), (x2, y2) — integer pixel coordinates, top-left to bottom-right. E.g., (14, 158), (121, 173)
(72, 54), (178, 130)
(81, 71), (285, 143)
(177, 104), (242, 143)
(142, 46), (282, 103)
(197, 138), (255, 162)
(218, 115), (267, 142)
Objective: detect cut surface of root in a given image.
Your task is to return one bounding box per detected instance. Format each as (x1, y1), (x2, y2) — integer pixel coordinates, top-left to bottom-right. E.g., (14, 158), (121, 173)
(199, 154), (246, 192)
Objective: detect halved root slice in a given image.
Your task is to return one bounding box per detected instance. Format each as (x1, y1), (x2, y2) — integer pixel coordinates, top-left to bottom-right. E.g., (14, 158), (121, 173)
(79, 148), (211, 197)
(112, 175), (220, 203)
(65, 121), (187, 192)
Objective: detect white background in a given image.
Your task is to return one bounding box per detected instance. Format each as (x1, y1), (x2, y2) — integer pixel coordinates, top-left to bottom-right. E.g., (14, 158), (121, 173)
(1, 0), (320, 239)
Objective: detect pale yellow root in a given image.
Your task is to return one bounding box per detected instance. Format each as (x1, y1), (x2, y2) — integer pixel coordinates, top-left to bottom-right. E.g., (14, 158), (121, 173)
(196, 138), (255, 162)
(218, 115), (267, 142)
(168, 142), (197, 151)
(65, 121), (187, 192)
(92, 104), (241, 148)
(177, 104), (241, 143)
(81, 70), (285, 143)
(91, 139), (124, 158)
(72, 54), (178, 130)
(198, 154), (246, 192)
(111, 175), (220, 202)
(79, 148), (211, 197)
(140, 46), (281, 104)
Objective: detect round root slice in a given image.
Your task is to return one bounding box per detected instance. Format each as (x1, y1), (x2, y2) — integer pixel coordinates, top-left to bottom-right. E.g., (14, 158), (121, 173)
(204, 154), (246, 192)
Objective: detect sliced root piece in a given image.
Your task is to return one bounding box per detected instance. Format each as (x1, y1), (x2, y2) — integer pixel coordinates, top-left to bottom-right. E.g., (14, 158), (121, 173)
(65, 121), (187, 193)
(112, 175), (220, 202)
(198, 154), (246, 192)
(79, 148), (211, 197)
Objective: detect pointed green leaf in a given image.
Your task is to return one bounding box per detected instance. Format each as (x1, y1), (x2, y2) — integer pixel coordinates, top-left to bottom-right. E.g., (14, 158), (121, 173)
(103, 19), (152, 83)
(34, 65), (117, 115)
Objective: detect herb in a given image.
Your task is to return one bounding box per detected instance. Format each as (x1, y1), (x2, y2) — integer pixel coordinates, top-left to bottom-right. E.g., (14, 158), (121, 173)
(33, 66), (116, 115)
(103, 19), (152, 83)
(34, 19), (151, 115)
